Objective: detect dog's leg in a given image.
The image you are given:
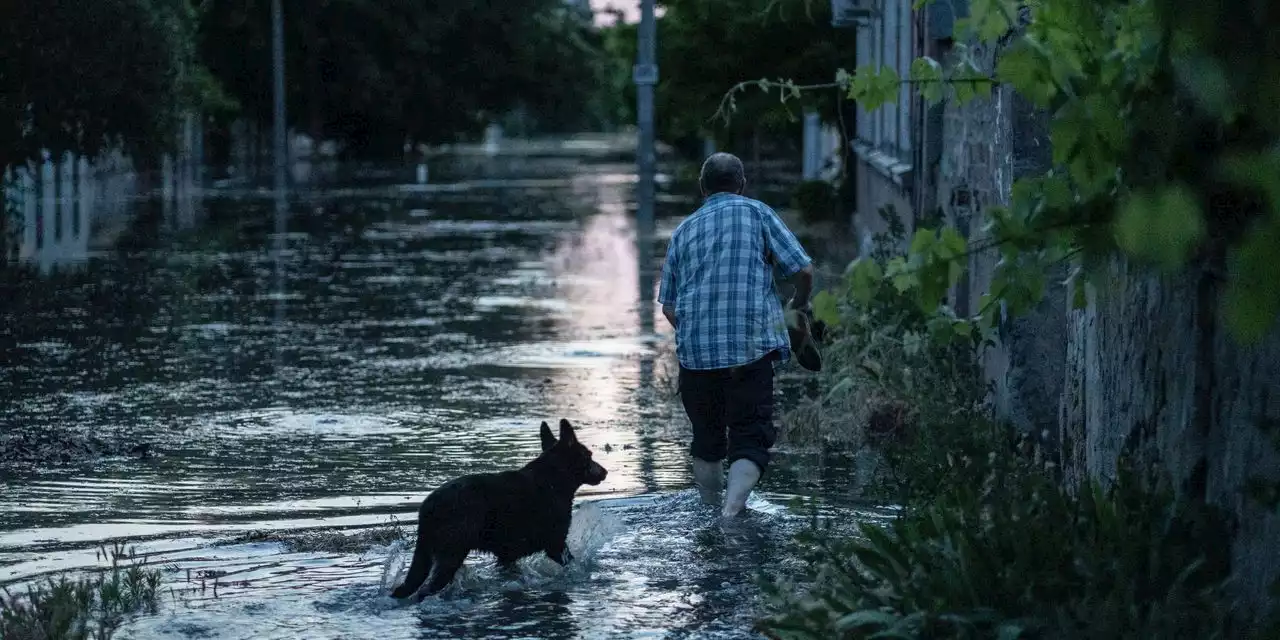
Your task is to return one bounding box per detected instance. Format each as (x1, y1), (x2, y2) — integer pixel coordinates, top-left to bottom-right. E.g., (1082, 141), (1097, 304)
(418, 550), (467, 599)
(495, 552), (522, 578)
(544, 539), (573, 566)
(390, 535), (435, 599)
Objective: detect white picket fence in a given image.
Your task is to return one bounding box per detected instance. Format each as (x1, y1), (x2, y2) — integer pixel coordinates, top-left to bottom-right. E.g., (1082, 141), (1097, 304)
(2, 113), (205, 272)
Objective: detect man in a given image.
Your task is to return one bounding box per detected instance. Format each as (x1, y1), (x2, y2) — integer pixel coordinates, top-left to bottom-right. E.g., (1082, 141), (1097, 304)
(658, 152), (815, 519)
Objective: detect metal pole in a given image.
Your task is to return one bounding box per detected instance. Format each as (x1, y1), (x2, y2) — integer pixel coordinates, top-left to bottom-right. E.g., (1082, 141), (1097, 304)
(634, 0), (658, 334)
(271, 0), (288, 213)
(271, 0), (288, 330)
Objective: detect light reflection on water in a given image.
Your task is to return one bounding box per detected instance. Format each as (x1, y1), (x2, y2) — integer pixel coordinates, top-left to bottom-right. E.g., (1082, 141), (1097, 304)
(0, 158), (883, 638)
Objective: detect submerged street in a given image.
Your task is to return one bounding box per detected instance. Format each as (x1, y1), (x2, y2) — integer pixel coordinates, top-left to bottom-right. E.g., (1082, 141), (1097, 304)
(0, 151), (883, 639)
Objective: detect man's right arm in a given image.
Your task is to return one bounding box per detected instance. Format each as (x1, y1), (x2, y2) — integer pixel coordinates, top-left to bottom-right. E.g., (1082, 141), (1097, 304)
(790, 264), (814, 310)
(762, 207), (815, 310)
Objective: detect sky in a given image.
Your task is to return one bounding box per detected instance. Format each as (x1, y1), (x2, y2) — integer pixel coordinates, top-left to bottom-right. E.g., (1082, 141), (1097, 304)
(588, 0), (663, 26)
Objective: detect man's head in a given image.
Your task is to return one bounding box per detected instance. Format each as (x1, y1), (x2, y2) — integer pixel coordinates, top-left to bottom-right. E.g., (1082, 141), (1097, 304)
(699, 152), (746, 197)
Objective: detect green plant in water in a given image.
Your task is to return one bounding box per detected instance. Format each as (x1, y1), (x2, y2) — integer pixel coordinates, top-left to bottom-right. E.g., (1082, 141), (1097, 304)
(782, 204), (997, 504)
(0, 541), (165, 640)
(764, 200), (1246, 637)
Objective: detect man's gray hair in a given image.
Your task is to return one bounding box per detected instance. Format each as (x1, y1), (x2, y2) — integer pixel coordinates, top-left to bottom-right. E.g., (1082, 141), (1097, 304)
(699, 152), (746, 194)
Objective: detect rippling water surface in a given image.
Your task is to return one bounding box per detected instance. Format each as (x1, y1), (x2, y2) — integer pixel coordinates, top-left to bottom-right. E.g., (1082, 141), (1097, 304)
(0, 152), (886, 639)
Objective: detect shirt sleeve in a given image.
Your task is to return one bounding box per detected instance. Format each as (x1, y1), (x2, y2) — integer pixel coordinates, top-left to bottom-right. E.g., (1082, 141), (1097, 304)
(761, 205), (812, 277)
(657, 237), (678, 306)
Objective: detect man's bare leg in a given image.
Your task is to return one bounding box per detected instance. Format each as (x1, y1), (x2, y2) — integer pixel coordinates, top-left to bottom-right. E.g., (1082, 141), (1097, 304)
(722, 458), (761, 518)
(691, 457), (723, 506)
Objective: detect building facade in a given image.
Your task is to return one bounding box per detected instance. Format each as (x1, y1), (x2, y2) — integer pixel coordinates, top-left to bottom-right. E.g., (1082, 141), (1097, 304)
(831, 0), (1064, 437)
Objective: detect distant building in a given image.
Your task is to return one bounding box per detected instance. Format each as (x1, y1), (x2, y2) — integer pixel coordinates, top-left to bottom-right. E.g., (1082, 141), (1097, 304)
(831, 0), (957, 256)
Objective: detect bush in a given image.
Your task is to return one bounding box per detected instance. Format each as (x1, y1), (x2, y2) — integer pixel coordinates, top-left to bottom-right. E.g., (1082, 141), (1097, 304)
(758, 461), (1237, 639)
(0, 542), (164, 640)
(765, 205), (1246, 638)
(783, 205), (994, 505)
(791, 180), (841, 226)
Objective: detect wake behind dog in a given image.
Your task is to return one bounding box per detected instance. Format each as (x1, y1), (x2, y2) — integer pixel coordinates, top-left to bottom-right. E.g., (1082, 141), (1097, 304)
(390, 418), (608, 601)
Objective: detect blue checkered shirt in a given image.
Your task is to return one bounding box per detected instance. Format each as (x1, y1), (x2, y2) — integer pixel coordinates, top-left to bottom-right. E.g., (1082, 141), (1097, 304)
(658, 193), (812, 370)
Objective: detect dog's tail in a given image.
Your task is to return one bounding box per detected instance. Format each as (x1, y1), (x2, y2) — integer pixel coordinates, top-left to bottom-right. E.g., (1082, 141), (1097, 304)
(390, 533), (433, 599)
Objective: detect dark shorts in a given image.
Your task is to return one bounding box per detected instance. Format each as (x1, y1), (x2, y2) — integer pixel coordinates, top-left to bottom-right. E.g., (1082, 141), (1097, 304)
(678, 351), (778, 473)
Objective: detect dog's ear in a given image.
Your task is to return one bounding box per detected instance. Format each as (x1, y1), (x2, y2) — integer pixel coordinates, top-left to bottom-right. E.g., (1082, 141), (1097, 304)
(540, 421), (557, 451)
(558, 418), (577, 445)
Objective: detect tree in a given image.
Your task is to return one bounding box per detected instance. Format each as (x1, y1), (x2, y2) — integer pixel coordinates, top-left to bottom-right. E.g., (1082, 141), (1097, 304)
(0, 0), (221, 266)
(198, 0), (611, 158)
(654, 0), (848, 149)
(0, 0), (214, 171)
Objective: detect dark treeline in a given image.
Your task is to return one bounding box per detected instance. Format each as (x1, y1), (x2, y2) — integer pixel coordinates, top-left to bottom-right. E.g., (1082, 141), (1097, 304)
(0, 0), (849, 169)
(0, 0), (616, 168)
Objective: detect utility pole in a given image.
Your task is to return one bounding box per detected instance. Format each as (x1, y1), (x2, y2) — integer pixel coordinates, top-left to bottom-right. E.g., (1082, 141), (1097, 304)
(271, 0), (288, 217)
(271, 0), (288, 329)
(634, 0), (658, 333)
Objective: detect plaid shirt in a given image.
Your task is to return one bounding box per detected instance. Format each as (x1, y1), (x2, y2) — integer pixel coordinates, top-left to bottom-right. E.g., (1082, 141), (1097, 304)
(658, 193), (812, 370)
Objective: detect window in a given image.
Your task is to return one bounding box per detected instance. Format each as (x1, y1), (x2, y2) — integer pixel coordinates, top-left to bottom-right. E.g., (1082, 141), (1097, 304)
(898, 0), (913, 158)
(855, 0), (914, 162)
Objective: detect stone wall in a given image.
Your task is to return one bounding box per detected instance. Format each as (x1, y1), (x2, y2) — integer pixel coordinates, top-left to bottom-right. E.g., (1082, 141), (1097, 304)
(933, 31), (1067, 444)
(1061, 258), (1280, 620)
(926, 3), (1277, 623)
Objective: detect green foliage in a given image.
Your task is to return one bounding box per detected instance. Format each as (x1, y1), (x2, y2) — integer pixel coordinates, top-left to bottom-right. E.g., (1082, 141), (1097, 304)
(719, 0), (1280, 345)
(0, 542), (165, 640)
(792, 180), (842, 225)
(769, 210), (1243, 638)
(758, 463), (1237, 639)
(197, 0), (607, 154)
(0, 0), (213, 169)
(787, 206), (992, 500)
(649, 0), (847, 145)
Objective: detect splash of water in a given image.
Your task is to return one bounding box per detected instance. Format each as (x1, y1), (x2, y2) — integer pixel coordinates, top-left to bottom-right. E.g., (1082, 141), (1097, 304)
(378, 500), (625, 604)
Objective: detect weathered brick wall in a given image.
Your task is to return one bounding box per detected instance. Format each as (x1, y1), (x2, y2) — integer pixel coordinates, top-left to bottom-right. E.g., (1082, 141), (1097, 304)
(1061, 258), (1280, 621)
(934, 9), (1279, 623)
(935, 34), (1065, 443)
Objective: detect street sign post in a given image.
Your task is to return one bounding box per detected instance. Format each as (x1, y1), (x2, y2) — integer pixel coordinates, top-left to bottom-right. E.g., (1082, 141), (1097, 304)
(635, 0), (658, 333)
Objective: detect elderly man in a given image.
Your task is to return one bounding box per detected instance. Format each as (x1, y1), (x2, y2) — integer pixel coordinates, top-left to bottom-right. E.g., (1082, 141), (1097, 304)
(658, 152), (815, 519)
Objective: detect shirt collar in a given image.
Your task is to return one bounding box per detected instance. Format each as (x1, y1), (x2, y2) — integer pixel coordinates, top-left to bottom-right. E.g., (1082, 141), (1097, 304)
(703, 192), (740, 205)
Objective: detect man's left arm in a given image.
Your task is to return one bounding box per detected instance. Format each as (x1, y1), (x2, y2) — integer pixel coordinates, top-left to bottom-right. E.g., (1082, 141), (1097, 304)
(658, 239), (679, 329)
(762, 208), (815, 310)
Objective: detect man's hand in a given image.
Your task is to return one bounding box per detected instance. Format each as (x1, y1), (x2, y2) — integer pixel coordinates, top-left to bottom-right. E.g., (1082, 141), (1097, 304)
(790, 265), (814, 310)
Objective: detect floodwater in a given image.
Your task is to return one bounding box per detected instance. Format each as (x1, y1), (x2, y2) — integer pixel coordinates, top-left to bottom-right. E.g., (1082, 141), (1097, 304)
(0, 151), (887, 639)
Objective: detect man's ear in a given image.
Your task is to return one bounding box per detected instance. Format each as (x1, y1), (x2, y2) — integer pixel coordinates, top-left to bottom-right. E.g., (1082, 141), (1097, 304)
(540, 421), (557, 451)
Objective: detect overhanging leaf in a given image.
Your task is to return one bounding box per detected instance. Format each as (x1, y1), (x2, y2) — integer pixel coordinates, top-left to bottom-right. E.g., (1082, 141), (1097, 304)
(1223, 216), (1280, 343)
(1114, 184), (1204, 270)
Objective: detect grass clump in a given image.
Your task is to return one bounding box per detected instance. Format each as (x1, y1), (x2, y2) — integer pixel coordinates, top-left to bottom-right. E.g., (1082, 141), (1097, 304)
(758, 457), (1239, 639)
(0, 542), (165, 640)
(230, 519), (410, 554)
(791, 179), (842, 226)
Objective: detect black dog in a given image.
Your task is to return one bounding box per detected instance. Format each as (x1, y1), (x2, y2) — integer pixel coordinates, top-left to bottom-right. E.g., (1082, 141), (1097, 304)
(389, 418), (608, 600)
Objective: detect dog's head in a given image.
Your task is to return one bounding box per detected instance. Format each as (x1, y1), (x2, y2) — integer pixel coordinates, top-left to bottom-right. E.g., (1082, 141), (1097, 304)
(538, 418), (608, 486)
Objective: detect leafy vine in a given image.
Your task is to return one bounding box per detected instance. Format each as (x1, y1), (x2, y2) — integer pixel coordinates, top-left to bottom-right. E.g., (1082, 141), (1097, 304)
(715, 0), (1280, 345)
